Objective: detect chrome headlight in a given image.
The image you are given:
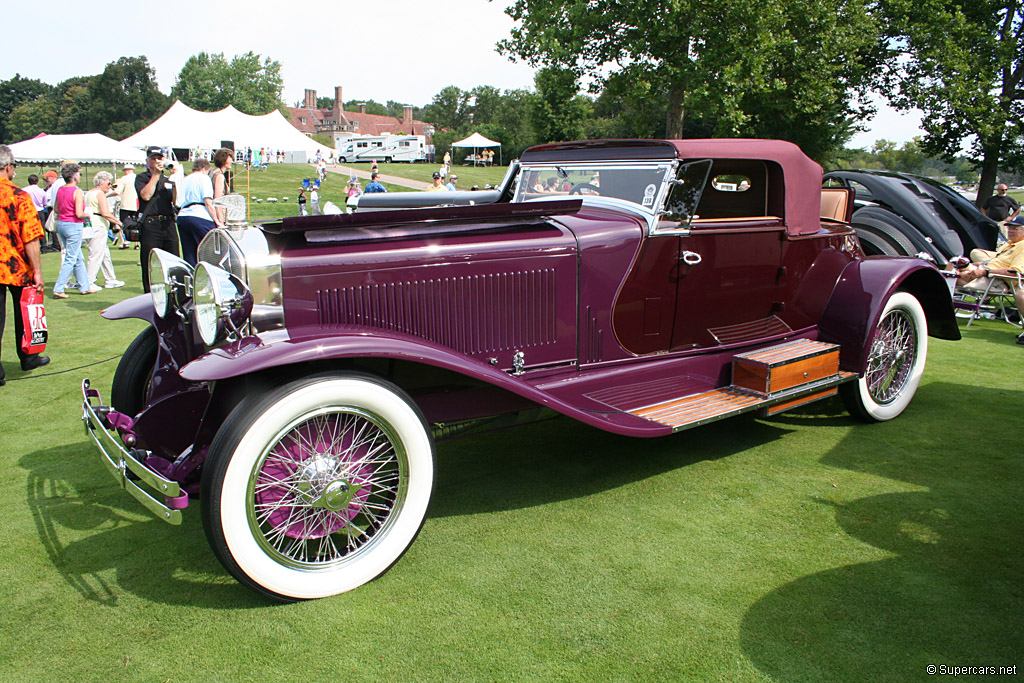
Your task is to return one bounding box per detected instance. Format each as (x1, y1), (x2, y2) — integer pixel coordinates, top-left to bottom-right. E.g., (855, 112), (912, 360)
(193, 262), (253, 346)
(149, 249), (193, 318)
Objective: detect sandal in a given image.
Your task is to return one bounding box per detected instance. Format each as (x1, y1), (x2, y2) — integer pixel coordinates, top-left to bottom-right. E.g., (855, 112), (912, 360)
(52, 292), (69, 299)
(81, 286), (102, 295)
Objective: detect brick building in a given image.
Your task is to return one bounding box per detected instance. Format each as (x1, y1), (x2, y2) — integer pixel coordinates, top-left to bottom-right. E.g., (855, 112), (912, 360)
(287, 86), (433, 141)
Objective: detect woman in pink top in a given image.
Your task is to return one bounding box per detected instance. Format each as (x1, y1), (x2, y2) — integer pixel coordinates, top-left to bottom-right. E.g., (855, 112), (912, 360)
(52, 163), (99, 297)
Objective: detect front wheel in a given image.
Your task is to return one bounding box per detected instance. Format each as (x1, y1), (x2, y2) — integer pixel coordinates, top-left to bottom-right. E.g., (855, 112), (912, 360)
(840, 291), (928, 422)
(110, 326), (158, 416)
(201, 372), (435, 601)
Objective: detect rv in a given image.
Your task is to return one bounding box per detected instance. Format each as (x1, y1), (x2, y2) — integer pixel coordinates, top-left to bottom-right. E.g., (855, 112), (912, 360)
(334, 134), (427, 163)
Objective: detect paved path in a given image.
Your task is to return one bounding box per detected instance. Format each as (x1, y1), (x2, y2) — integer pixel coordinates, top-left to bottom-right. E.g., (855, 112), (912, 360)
(326, 164), (430, 191)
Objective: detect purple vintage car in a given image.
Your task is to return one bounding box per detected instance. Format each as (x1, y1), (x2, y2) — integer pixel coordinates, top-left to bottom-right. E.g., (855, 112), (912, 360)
(81, 139), (959, 601)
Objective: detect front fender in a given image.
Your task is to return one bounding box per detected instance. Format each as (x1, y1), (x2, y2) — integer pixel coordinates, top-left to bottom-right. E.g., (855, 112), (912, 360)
(818, 257), (959, 373)
(179, 327), (670, 437)
(102, 294), (156, 324)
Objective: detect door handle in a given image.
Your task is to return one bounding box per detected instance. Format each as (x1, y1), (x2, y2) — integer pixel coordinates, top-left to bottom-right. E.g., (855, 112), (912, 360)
(680, 251), (702, 266)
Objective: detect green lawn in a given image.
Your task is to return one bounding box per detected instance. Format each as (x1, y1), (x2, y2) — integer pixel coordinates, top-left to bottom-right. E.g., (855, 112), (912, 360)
(0, 246), (1021, 681)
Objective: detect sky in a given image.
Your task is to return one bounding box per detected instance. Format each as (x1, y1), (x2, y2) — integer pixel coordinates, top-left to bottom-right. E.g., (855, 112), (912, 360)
(5, 0), (922, 149)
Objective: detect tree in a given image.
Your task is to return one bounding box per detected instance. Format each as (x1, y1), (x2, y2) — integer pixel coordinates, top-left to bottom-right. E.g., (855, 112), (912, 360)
(530, 67), (590, 143)
(86, 56), (169, 137)
(171, 51), (285, 115)
(7, 97), (57, 141)
(499, 0), (883, 160)
(344, 99), (388, 116)
(880, 0), (1024, 206)
(171, 52), (231, 111)
(421, 86), (472, 130)
(0, 74), (52, 142)
(316, 96), (334, 110)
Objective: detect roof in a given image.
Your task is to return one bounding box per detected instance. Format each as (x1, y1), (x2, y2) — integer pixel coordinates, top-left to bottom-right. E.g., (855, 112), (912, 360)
(7, 133), (146, 164)
(522, 138), (824, 236)
(284, 107), (432, 138)
(122, 101), (333, 155)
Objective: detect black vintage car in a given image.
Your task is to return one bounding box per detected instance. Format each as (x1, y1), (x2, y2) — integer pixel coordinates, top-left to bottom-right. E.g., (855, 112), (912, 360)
(823, 170), (1000, 262)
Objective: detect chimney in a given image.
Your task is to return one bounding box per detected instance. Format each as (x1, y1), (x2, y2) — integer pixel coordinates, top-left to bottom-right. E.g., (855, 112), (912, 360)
(402, 105), (413, 127)
(304, 89), (316, 109)
(358, 103), (366, 114)
(334, 86), (344, 121)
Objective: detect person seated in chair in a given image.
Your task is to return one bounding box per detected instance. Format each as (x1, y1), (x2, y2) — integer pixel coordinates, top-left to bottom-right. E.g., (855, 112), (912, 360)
(955, 215), (1024, 342)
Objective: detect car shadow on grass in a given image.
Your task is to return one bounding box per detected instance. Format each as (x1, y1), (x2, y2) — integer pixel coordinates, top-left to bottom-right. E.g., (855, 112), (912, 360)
(20, 443), (267, 609)
(429, 409), (817, 519)
(739, 382), (1024, 679)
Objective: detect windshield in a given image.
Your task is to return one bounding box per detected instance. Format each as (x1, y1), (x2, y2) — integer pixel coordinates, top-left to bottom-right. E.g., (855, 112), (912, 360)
(513, 162), (675, 214)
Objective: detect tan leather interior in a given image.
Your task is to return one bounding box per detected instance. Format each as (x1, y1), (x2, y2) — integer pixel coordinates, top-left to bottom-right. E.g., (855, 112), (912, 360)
(820, 188), (853, 222)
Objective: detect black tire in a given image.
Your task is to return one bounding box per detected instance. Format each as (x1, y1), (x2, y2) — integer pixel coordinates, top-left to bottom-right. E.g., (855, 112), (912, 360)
(201, 372), (436, 601)
(111, 326), (158, 416)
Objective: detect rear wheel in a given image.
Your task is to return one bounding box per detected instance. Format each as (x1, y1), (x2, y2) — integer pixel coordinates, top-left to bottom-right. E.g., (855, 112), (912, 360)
(201, 372), (435, 601)
(841, 291), (928, 422)
(111, 326), (158, 416)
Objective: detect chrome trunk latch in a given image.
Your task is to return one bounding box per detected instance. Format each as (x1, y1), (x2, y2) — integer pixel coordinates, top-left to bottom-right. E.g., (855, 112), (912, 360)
(512, 350), (525, 376)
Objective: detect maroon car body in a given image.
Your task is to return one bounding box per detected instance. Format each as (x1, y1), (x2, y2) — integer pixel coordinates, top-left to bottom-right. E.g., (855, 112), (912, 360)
(81, 139), (958, 601)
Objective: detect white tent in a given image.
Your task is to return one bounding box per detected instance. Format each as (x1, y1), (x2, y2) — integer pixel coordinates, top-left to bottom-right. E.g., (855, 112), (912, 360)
(451, 132), (502, 166)
(7, 133), (146, 164)
(121, 100), (333, 160)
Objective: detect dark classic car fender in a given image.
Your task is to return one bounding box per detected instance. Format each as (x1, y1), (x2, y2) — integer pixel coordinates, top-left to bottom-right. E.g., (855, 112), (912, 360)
(179, 326), (671, 437)
(101, 294), (157, 325)
(818, 257), (959, 370)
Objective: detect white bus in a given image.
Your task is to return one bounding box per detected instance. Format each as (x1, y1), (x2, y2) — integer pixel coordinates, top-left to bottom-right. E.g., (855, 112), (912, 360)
(334, 134), (427, 163)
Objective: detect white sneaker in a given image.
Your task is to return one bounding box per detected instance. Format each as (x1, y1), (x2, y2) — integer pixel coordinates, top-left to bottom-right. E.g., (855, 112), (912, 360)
(105, 280), (125, 289)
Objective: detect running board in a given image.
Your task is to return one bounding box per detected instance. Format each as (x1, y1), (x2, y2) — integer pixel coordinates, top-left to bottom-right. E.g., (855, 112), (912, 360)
(629, 339), (857, 432)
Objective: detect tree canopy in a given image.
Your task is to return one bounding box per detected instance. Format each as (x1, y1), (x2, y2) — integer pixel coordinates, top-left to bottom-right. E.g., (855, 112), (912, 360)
(499, 0), (885, 160)
(171, 52), (285, 115)
(880, 0), (1023, 204)
(0, 74), (53, 142)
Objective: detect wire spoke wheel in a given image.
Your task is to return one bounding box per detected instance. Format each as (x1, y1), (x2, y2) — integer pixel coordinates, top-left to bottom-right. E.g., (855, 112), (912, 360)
(863, 309), (916, 405)
(203, 373), (435, 601)
(249, 407), (406, 570)
(840, 291), (928, 422)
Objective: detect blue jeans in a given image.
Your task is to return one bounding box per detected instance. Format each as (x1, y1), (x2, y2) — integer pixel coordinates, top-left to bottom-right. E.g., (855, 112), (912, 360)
(54, 220), (90, 294)
(177, 214), (216, 267)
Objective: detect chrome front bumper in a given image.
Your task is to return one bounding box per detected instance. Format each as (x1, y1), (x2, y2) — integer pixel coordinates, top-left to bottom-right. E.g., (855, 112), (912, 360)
(81, 379), (184, 525)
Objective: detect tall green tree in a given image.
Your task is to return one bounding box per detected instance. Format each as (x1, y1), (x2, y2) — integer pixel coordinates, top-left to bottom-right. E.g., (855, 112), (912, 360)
(499, 0), (882, 160)
(344, 99), (388, 116)
(422, 86), (472, 130)
(171, 51), (285, 115)
(0, 74), (52, 142)
(880, 0), (1023, 205)
(530, 67), (590, 143)
(86, 56), (168, 137)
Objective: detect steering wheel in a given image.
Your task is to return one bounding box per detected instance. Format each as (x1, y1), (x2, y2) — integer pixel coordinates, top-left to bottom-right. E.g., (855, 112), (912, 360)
(569, 183), (602, 196)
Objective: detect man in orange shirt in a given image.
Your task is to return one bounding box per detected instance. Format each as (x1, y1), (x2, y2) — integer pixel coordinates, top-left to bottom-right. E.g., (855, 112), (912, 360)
(0, 144), (49, 385)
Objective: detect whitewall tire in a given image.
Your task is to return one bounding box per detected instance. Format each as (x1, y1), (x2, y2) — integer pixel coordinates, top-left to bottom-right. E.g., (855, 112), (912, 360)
(202, 373), (435, 601)
(841, 291), (928, 422)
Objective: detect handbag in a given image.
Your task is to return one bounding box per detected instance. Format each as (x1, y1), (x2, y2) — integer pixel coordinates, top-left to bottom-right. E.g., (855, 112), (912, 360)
(122, 214), (142, 242)
(20, 288), (47, 354)
(123, 187), (160, 242)
(44, 209), (56, 233)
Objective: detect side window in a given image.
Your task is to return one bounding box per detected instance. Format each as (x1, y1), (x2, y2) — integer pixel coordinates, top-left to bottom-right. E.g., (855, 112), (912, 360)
(657, 159), (712, 231)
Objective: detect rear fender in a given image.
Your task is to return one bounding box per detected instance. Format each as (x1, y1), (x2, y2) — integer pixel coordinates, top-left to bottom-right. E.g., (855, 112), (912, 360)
(818, 257), (960, 373)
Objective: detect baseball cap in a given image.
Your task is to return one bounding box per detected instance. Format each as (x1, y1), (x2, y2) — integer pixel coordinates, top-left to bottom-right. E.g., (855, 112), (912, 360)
(432, 172), (441, 179)
(42, 170), (58, 179)
(123, 163), (133, 169)
(450, 174), (458, 180)
(1009, 215), (1024, 227)
(145, 146), (164, 158)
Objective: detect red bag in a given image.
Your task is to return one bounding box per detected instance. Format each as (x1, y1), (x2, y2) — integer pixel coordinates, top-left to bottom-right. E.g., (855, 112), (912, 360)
(20, 288), (47, 354)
